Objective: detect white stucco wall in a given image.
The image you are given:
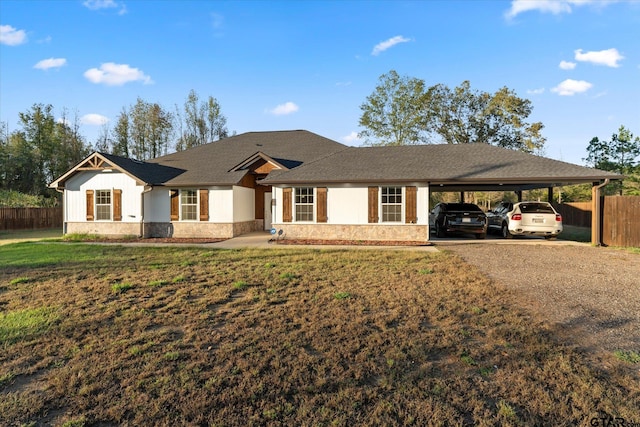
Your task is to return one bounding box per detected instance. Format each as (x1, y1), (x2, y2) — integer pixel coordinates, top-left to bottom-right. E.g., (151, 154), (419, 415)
(272, 183), (430, 225)
(211, 187), (234, 222)
(65, 171), (143, 222)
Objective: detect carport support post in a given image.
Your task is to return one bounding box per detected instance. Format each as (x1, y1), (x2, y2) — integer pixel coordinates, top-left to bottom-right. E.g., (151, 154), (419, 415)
(516, 191), (522, 202)
(591, 180), (608, 246)
(460, 192), (465, 203)
(547, 187), (554, 204)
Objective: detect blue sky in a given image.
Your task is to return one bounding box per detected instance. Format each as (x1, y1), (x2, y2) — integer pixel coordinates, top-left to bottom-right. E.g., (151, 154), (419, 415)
(1, 0), (638, 165)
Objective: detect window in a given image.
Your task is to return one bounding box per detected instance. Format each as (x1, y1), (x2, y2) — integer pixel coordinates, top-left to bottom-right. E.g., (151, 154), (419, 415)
(295, 187), (314, 221)
(181, 190), (198, 220)
(95, 190), (112, 220)
(381, 186), (402, 222)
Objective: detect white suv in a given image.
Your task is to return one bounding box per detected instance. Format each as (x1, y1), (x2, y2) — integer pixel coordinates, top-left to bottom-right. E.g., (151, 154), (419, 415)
(487, 201), (563, 239)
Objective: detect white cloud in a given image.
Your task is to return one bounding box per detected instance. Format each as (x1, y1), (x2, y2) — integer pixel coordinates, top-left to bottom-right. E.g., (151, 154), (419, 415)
(527, 88), (545, 95)
(505, 0), (619, 19)
(342, 132), (361, 144)
(81, 114), (109, 126)
(84, 63), (153, 86)
(551, 79), (593, 96)
(34, 58), (67, 70)
(0, 24), (27, 46)
(559, 60), (576, 70)
(83, 0), (127, 15)
(268, 102), (299, 116)
(574, 48), (624, 67)
(371, 35), (411, 56)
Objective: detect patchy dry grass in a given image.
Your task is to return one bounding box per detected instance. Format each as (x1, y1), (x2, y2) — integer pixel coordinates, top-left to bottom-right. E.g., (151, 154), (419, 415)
(0, 243), (638, 426)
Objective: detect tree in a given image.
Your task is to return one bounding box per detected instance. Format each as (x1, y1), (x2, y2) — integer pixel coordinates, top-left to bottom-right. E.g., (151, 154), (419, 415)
(129, 98), (173, 160)
(429, 82), (545, 153)
(206, 95), (228, 141)
(585, 125), (640, 195)
(585, 125), (639, 173)
(358, 70), (429, 146)
(358, 70), (546, 153)
(176, 89), (228, 150)
(111, 108), (130, 157)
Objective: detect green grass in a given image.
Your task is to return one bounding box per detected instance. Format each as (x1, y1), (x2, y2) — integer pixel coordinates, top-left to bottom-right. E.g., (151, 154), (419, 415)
(0, 242), (638, 426)
(333, 291), (351, 300)
(0, 228), (62, 242)
(0, 307), (58, 345)
(111, 282), (134, 294)
(613, 349), (640, 363)
(232, 280), (248, 290)
(9, 277), (30, 285)
(559, 225), (591, 243)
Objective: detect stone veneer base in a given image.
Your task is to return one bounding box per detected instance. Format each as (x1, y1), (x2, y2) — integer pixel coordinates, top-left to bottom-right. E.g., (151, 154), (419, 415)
(66, 221), (261, 239)
(273, 223), (430, 242)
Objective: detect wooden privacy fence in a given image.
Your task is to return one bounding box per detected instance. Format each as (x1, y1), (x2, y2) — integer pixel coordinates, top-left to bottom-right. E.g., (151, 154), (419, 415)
(0, 207), (63, 230)
(554, 202), (591, 228)
(556, 196), (640, 247)
(602, 196), (640, 247)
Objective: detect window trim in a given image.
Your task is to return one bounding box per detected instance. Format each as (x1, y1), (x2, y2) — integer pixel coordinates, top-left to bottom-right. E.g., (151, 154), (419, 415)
(380, 186), (404, 223)
(95, 189), (112, 221)
(294, 187), (315, 222)
(180, 189), (199, 221)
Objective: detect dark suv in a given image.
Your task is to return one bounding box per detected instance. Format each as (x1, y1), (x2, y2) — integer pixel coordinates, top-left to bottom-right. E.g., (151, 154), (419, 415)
(429, 203), (487, 239)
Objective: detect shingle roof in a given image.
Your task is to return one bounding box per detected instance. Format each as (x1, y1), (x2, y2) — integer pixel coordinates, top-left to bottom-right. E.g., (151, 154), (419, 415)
(99, 152), (185, 185)
(260, 143), (622, 186)
(147, 130), (347, 186)
(51, 131), (621, 191)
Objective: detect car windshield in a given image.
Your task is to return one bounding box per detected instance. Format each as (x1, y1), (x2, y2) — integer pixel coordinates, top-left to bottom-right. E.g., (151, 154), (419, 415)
(519, 203), (554, 214)
(447, 203), (482, 212)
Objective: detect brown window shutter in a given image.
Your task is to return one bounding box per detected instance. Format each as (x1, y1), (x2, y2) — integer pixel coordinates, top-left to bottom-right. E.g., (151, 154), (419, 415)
(368, 186), (378, 223)
(113, 189), (122, 221)
(317, 187), (327, 223)
(199, 189), (209, 221)
(86, 190), (94, 221)
(282, 188), (292, 222)
(405, 186), (417, 224)
(170, 189), (179, 221)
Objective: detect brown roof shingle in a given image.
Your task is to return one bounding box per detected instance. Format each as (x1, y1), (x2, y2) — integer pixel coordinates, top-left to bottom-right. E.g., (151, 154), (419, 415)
(260, 143), (622, 186)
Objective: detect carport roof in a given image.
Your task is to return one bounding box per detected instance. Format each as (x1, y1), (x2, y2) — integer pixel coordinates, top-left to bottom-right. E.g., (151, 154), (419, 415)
(260, 143), (622, 190)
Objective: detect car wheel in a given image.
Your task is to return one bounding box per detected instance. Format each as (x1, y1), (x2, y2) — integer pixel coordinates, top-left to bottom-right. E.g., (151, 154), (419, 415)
(501, 223), (512, 239)
(476, 232), (486, 240)
(436, 221), (445, 238)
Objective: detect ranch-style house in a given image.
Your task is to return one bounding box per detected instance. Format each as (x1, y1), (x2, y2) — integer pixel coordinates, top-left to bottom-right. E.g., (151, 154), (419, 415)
(50, 130), (621, 242)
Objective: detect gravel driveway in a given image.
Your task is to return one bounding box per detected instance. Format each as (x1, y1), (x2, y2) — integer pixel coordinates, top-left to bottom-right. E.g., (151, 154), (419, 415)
(438, 240), (640, 354)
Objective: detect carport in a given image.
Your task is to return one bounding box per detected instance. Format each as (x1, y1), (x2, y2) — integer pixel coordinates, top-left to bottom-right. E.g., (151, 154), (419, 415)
(429, 177), (621, 246)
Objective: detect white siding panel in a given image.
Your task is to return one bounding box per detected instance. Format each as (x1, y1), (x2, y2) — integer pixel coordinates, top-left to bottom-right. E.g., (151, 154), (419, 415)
(65, 171), (142, 222)
(326, 186), (368, 224)
(232, 186), (255, 222)
(210, 187), (234, 222)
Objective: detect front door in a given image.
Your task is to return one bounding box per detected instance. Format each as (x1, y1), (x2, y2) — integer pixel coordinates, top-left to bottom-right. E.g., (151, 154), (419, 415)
(264, 192), (272, 230)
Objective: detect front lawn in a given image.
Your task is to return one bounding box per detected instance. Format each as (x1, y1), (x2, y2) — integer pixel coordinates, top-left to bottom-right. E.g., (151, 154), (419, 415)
(0, 243), (637, 426)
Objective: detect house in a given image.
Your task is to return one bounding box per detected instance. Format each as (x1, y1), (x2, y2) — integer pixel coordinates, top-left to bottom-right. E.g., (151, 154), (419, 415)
(50, 130), (621, 242)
